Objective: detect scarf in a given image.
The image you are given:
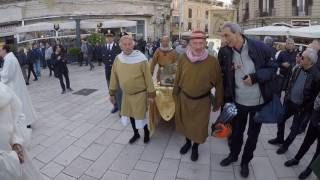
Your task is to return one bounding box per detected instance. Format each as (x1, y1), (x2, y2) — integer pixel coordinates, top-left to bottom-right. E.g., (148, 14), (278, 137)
(186, 47), (209, 63)
(159, 43), (173, 52)
(118, 50), (147, 64)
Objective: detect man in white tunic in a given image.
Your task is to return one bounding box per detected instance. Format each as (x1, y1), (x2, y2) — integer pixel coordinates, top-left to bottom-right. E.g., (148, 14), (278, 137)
(0, 82), (44, 180)
(0, 45), (37, 128)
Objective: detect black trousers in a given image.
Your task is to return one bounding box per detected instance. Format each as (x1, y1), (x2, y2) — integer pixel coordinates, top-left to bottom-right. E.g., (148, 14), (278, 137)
(47, 60), (54, 76)
(27, 64), (37, 81)
(229, 104), (263, 165)
(41, 58), (47, 68)
(277, 99), (305, 148)
(58, 71), (70, 91)
(97, 58), (102, 66)
(295, 111), (320, 168)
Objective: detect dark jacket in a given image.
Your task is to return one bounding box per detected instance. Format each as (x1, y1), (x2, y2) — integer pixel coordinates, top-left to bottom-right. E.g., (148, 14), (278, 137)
(51, 53), (68, 76)
(17, 51), (27, 66)
(218, 36), (277, 104)
(30, 48), (41, 63)
(94, 45), (103, 59)
(26, 51), (34, 65)
(40, 47), (46, 61)
(102, 42), (121, 72)
(285, 65), (320, 111)
(302, 65), (320, 112)
(276, 50), (297, 76)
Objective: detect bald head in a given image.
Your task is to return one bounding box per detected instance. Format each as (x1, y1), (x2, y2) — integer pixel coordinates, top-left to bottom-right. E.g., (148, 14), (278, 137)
(301, 47), (318, 70)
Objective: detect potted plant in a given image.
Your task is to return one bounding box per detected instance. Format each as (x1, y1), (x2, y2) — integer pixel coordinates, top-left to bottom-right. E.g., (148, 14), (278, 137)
(67, 47), (81, 63)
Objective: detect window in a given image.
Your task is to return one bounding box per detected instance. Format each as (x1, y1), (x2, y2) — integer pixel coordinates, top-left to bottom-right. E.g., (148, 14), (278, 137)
(205, 24), (208, 32)
(172, 16), (180, 24)
(188, 22), (192, 30)
(205, 11), (209, 19)
(263, 0), (269, 13)
(293, 0), (311, 16)
(297, 0), (307, 15)
(259, 0), (274, 16)
(188, 8), (192, 18)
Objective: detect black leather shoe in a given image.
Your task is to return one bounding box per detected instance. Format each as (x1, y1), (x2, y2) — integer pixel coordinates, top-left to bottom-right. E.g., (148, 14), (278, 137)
(180, 142), (191, 155)
(191, 147), (199, 161)
(276, 145), (288, 154)
(268, 138), (284, 145)
(284, 158), (299, 167)
(220, 155), (238, 167)
(144, 126), (150, 144)
(240, 164), (249, 178)
(111, 107), (119, 114)
(129, 133), (140, 144)
(298, 168), (312, 179)
(27, 125), (32, 129)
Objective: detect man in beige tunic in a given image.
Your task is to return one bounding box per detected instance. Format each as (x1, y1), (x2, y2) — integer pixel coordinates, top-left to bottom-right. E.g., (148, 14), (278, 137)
(173, 31), (223, 161)
(150, 35), (177, 81)
(109, 35), (156, 144)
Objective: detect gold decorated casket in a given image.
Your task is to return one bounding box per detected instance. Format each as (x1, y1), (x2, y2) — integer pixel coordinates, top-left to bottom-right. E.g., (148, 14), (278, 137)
(149, 63), (177, 136)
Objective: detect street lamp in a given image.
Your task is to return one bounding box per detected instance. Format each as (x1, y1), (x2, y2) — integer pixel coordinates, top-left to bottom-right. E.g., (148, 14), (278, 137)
(54, 24), (60, 38)
(97, 22), (102, 33)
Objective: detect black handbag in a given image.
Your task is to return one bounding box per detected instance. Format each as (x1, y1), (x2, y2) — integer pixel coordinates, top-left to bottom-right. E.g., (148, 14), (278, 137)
(254, 95), (284, 124)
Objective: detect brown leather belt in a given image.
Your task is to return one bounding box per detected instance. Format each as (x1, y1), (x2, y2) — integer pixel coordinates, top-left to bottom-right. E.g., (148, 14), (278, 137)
(131, 89), (147, 95)
(182, 90), (210, 100)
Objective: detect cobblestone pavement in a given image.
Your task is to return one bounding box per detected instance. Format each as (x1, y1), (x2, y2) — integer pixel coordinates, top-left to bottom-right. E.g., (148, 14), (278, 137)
(26, 64), (317, 180)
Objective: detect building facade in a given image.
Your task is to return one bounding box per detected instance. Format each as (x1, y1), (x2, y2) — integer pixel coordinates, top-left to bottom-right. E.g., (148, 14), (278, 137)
(237, 0), (320, 29)
(171, 0), (235, 39)
(0, 0), (172, 43)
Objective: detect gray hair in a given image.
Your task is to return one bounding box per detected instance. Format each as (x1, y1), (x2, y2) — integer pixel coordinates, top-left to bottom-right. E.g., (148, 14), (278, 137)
(264, 36), (274, 46)
(286, 38), (295, 44)
(221, 22), (242, 34)
(305, 48), (319, 64)
(119, 35), (134, 46)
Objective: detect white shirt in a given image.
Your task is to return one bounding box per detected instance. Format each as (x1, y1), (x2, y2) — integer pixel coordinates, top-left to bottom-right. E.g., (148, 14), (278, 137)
(107, 42), (114, 50)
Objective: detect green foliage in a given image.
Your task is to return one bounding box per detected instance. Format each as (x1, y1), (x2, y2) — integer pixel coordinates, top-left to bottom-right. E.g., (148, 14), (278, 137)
(9, 44), (17, 53)
(68, 47), (81, 56)
(87, 33), (105, 45)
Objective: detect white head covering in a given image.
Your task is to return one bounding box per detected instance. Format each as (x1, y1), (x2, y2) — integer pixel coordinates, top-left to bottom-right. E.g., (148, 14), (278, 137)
(118, 50), (147, 64)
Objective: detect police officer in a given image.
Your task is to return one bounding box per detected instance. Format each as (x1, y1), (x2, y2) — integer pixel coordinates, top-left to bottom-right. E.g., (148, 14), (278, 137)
(102, 30), (122, 113)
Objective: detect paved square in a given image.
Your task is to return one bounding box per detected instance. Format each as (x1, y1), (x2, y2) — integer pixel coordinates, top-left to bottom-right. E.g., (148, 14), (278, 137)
(27, 64), (317, 180)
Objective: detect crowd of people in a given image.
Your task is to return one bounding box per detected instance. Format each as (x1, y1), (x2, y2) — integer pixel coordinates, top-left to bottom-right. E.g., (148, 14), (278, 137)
(0, 22), (320, 180)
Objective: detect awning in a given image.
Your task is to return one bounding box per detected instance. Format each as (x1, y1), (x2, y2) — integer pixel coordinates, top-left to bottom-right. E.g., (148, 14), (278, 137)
(16, 19), (137, 33)
(59, 20), (137, 30)
(289, 25), (320, 38)
(244, 25), (292, 36)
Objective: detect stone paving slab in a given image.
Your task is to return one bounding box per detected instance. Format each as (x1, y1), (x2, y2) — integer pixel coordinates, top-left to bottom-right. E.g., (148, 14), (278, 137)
(26, 65), (317, 180)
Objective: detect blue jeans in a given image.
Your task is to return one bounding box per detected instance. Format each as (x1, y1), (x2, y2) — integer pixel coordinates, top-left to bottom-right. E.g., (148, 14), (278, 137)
(33, 59), (41, 77)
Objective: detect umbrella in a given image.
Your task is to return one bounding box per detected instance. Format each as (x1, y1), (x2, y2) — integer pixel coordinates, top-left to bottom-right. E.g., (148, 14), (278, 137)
(289, 25), (320, 38)
(244, 25), (291, 36)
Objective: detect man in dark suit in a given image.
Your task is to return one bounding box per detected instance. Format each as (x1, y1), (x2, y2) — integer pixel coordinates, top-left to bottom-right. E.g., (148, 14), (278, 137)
(102, 30), (122, 113)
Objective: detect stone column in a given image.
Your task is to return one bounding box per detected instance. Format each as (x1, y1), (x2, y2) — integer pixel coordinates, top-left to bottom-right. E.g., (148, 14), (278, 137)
(75, 18), (81, 48)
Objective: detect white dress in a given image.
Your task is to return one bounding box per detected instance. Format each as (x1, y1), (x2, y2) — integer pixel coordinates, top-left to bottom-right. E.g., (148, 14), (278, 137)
(0, 52), (37, 127)
(0, 82), (44, 180)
